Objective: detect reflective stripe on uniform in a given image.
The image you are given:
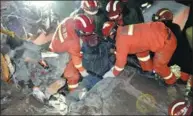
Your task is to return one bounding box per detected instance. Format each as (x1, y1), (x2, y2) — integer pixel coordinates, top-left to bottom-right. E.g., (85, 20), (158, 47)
(75, 62), (83, 68)
(128, 25), (134, 35)
(58, 25), (64, 43)
(68, 83), (79, 89)
(137, 55), (150, 61)
(163, 72), (173, 80)
(114, 66), (124, 71)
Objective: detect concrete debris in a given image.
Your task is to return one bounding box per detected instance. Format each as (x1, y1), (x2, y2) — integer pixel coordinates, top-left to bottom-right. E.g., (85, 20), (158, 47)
(1, 66), (189, 115)
(67, 67), (185, 115)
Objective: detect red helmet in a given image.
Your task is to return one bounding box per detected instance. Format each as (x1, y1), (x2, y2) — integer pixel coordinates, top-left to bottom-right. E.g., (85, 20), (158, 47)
(152, 8), (173, 21)
(102, 21), (116, 37)
(106, 0), (122, 20)
(81, 0), (99, 15)
(74, 14), (95, 34)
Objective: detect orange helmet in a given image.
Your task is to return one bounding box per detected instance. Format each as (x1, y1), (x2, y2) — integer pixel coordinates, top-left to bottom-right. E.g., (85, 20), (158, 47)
(74, 14), (95, 35)
(102, 21), (117, 37)
(81, 0), (99, 15)
(152, 8), (173, 21)
(106, 0), (122, 20)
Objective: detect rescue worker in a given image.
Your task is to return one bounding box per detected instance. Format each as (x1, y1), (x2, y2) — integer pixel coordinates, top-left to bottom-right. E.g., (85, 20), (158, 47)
(152, 8), (193, 81)
(102, 21), (188, 85)
(105, 0), (146, 71)
(49, 14), (96, 92)
(70, 0), (115, 77)
(70, 0), (108, 37)
(106, 0), (144, 26)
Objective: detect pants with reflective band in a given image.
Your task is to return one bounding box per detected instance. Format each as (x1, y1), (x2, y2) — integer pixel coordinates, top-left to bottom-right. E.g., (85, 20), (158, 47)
(153, 33), (177, 85)
(136, 51), (153, 72)
(64, 60), (80, 91)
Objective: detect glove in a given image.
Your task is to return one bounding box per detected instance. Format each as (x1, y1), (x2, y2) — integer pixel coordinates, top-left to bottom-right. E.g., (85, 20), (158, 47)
(103, 67), (115, 78)
(80, 70), (89, 77)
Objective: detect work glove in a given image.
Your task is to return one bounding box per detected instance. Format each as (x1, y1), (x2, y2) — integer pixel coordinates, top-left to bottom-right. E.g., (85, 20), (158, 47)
(103, 67), (115, 79)
(80, 70), (89, 77)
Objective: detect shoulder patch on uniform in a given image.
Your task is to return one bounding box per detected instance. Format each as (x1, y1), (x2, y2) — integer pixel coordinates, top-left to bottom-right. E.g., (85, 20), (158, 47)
(121, 25), (134, 36)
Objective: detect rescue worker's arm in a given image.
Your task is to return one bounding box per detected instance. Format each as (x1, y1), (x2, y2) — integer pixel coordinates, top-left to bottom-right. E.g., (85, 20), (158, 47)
(103, 44), (128, 78)
(71, 53), (85, 72)
(113, 47), (128, 76)
(70, 46), (89, 77)
(71, 53), (89, 77)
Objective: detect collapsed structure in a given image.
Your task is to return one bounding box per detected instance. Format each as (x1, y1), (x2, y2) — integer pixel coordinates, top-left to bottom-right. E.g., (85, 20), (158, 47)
(1, 0), (192, 115)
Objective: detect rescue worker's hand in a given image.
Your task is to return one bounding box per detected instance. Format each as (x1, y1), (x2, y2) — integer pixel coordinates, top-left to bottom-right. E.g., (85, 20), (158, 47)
(80, 70), (89, 77)
(103, 68), (115, 78)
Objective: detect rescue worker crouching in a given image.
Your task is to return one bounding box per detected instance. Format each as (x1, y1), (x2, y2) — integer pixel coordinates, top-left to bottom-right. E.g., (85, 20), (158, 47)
(102, 21), (181, 85)
(49, 14), (96, 92)
(105, 0), (144, 71)
(152, 8), (193, 83)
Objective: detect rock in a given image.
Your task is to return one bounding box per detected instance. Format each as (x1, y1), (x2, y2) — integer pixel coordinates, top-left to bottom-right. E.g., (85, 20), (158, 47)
(68, 66), (185, 115)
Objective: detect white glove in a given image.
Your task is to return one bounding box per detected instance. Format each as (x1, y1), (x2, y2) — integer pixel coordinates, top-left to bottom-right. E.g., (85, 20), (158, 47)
(80, 70), (89, 77)
(103, 68), (115, 79)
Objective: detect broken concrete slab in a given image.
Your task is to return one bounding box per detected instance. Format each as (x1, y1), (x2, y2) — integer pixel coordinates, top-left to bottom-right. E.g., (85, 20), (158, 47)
(68, 66), (186, 115)
(1, 66), (189, 115)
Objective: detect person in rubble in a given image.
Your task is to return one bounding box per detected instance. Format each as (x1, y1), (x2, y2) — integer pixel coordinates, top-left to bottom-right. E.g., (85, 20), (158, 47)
(70, 0), (116, 77)
(102, 21), (192, 85)
(152, 8), (193, 81)
(49, 14), (101, 93)
(70, 0), (108, 37)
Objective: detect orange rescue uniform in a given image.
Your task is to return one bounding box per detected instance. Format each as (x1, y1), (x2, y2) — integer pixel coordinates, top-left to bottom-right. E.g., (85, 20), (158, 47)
(49, 17), (85, 91)
(113, 22), (190, 85)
